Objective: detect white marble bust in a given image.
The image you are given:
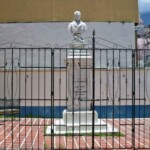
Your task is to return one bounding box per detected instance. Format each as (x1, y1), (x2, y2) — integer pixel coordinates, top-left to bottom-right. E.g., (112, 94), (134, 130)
(68, 11), (87, 43)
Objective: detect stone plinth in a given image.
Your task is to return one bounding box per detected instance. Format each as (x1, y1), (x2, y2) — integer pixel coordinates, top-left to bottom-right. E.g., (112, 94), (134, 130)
(46, 109), (118, 134)
(62, 109), (98, 124)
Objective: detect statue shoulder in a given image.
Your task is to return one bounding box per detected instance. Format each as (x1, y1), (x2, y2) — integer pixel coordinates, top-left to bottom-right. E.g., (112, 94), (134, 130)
(69, 21), (76, 26)
(80, 21), (87, 27)
(80, 21), (86, 25)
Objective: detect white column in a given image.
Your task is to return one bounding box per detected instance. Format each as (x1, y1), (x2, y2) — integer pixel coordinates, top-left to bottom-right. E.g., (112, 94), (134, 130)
(66, 54), (92, 111)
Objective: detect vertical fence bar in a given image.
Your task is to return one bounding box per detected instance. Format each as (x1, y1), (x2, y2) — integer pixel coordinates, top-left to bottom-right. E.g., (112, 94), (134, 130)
(132, 49), (135, 149)
(31, 48), (33, 148)
(51, 48), (54, 149)
(92, 30), (95, 149)
(85, 48), (88, 148)
(25, 48), (27, 149)
(125, 49), (128, 147)
(106, 49), (108, 149)
(65, 48), (68, 149)
(38, 48), (40, 149)
(4, 49), (6, 149)
(43, 48), (46, 148)
(138, 49), (141, 148)
(112, 49), (115, 148)
(11, 48), (14, 150)
(143, 49), (146, 147)
(118, 49), (121, 148)
(19, 48), (21, 149)
(99, 49), (102, 148)
(79, 48), (81, 148)
(59, 48), (61, 148)
(72, 47), (74, 149)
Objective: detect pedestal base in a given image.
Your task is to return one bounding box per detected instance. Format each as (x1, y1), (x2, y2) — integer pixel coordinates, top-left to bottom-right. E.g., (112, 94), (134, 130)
(46, 110), (118, 135)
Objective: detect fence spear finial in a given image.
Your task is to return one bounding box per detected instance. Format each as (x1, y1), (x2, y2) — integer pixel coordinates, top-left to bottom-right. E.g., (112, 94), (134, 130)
(93, 30), (95, 37)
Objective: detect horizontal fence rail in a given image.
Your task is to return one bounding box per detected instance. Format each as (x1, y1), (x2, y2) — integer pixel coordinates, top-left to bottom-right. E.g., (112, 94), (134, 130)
(0, 46), (149, 149)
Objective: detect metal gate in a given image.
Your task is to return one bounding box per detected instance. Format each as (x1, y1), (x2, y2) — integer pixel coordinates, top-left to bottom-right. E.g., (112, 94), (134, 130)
(0, 35), (150, 149)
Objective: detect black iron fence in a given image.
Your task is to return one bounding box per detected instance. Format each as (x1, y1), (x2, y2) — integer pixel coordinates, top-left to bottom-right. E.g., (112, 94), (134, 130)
(0, 36), (150, 149)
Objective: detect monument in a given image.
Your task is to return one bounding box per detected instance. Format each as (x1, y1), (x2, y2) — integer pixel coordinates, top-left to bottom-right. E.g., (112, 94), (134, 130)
(67, 11), (91, 111)
(46, 11), (117, 134)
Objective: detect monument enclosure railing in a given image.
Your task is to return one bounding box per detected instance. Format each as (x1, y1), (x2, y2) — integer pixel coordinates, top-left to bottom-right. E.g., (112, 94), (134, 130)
(0, 38), (150, 149)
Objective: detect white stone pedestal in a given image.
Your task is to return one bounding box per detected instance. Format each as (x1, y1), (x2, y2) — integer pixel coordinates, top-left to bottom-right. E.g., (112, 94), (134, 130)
(46, 109), (118, 134)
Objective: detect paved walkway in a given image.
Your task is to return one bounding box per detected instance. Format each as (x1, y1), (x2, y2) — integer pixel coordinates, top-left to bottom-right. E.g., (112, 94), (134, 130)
(0, 118), (149, 149)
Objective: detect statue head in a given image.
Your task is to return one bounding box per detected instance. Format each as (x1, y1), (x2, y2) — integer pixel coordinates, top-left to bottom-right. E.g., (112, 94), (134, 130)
(74, 11), (81, 21)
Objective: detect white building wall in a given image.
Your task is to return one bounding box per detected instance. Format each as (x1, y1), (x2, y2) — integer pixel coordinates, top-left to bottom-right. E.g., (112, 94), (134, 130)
(0, 22), (135, 68)
(0, 22), (135, 48)
(0, 69), (149, 106)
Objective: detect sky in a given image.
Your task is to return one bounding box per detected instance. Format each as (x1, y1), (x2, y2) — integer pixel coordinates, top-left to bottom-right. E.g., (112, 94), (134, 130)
(138, 0), (150, 14)
(138, 0), (150, 25)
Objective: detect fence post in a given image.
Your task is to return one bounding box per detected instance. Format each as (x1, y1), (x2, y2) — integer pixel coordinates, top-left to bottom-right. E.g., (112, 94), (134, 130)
(51, 48), (54, 150)
(11, 48), (14, 149)
(132, 49), (135, 149)
(92, 30), (95, 149)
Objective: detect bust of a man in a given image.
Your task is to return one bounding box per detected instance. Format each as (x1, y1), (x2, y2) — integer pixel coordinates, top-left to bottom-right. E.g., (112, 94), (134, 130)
(68, 11), (87, 43)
